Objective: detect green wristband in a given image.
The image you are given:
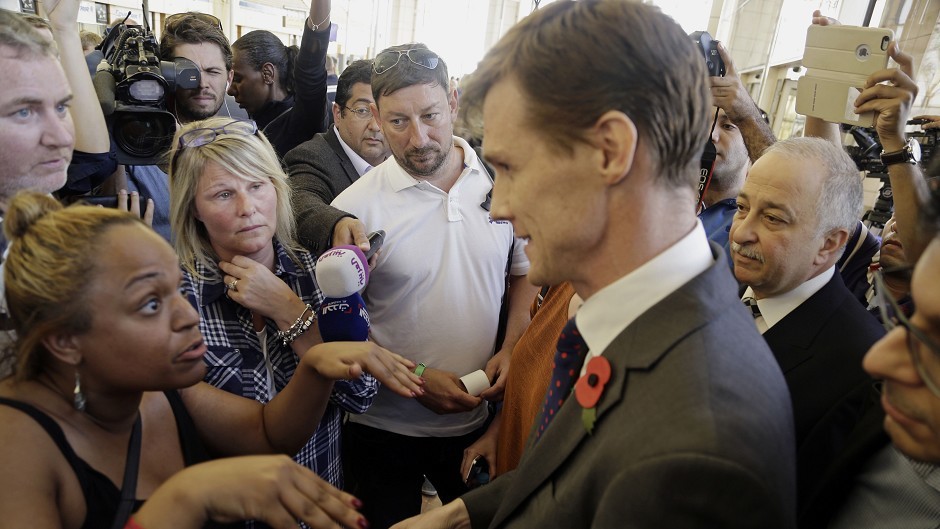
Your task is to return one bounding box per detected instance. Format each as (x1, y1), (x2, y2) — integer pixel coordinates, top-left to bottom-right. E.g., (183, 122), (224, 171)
(414, 363), (427, 377)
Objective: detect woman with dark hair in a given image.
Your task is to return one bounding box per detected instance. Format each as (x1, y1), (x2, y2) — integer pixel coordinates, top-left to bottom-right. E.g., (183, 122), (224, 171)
(0, 192), (422, 529)
(228, 0), (331, 158)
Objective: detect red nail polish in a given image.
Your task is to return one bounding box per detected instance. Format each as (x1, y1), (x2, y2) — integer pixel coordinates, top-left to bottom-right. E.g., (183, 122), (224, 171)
(352, 497), (363, 509)
(358, 516), (370, 529)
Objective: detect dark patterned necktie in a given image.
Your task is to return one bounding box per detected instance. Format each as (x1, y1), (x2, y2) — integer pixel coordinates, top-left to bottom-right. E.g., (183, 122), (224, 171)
(742, 296), (762, 319)
(535, 318), (588, 441)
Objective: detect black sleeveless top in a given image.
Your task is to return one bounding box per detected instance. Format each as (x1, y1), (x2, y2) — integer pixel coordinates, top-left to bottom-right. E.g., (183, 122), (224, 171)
(0, 390), (219, 529)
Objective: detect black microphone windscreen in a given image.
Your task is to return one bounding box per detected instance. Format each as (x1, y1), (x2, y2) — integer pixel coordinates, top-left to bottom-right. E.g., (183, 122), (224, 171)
(92, 71), (117, 116)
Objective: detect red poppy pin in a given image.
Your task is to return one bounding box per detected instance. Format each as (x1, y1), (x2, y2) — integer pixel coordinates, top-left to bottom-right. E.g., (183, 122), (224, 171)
(575, 356), (611, 434)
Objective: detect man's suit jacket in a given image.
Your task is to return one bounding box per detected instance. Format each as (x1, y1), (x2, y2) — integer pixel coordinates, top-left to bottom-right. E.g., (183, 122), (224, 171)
(284, 128), (360, 256)
(462, 248), (797, 529)
(761, 272), (885, 507)
(798, 387), (887, 527)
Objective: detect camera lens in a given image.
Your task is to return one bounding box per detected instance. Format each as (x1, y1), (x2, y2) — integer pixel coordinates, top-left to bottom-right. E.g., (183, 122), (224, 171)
(112, 111), (175, 159)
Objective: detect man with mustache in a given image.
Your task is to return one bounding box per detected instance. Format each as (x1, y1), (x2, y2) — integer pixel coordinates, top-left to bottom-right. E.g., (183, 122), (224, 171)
(730, 136), (885, 510)
(331, 43), (538, 529)
(285, 59), (390, 256)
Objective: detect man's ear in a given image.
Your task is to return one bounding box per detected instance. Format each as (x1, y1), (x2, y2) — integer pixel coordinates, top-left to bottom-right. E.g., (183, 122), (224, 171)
(332, 102), (343, 124)
(816, 227), (851, 264)
(448, 87), (459, 120)
(41, 332), (82, 366)
(593, 110), (637, 187)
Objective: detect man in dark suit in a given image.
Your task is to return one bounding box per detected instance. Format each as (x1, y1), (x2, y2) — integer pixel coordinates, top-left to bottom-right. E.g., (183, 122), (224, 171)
(799, 37), (940, 525)
(284, 59), (389, 255)
(730, 136), (885, 509)
(391, 2), (796, 528)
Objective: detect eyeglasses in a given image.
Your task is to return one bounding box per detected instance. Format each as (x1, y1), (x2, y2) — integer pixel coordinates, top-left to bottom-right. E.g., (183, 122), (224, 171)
(343, 106), (374, 120)
(373, 48), (440, 75)
(165, 12), (224, 33)
(874, 269), (940, 397)
(169, 119), (258, 173)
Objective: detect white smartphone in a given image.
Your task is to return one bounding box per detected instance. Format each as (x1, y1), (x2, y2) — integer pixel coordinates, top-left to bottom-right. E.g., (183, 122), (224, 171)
(795, 24), (894, 127)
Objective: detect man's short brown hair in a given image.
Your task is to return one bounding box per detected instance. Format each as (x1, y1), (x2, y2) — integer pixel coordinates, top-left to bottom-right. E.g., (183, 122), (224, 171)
(159, 15), (232, 70)
(0, 11), (55, 59)
(461, 0), (711, 189)
(371, 43), (449, 105)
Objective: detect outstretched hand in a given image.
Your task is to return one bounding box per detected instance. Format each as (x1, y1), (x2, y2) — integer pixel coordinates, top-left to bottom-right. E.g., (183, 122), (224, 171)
(305, 341), (424, 398)
(133, 455), (369, 529)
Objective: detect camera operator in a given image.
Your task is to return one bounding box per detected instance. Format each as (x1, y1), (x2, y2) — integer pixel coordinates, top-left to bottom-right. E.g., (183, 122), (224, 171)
(96, 13), (236, 241)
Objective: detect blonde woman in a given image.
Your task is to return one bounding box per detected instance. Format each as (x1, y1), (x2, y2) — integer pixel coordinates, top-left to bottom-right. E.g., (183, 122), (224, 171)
(169, 117), (378, 489)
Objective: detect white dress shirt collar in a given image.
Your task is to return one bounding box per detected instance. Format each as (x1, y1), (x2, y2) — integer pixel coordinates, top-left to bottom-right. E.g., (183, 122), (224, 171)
(742, 266), (835, 333)
(333, 125), (374, 177)
(577, 220), (714, 366)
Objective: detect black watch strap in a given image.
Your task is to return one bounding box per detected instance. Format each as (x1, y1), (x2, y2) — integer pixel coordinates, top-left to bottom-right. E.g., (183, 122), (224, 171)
(881, 139), (919, 166)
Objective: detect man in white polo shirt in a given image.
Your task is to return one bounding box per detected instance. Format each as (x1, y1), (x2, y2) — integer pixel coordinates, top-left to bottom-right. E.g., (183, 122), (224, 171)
(730, 136), (885, 510)
(331, 43), (536, 529)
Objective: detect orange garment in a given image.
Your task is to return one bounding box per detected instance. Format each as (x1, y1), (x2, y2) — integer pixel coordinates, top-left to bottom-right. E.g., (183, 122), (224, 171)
(496, 282), (576, 475)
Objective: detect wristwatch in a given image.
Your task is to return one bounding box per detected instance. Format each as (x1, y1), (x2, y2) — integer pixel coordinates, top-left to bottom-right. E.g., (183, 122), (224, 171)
(880, 138), (921, 166)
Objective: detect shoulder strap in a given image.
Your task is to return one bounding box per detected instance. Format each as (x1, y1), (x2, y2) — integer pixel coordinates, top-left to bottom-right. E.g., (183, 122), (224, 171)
(0, 396), (88, 466)
(108, 413), (142, 529)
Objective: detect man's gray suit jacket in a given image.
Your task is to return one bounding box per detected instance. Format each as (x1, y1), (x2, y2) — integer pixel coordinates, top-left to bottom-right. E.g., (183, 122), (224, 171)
(284, 127), (359, 256)
(462, 247), (798, 529)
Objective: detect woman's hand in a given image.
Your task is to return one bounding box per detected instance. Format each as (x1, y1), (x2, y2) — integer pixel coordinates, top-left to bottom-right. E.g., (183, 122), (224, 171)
(220, 256), (309, 328)
(303, 341), (424, 398)
(133, 455), (369, 529)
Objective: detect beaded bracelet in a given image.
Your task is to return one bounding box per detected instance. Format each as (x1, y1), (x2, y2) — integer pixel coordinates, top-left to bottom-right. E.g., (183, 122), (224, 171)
(276, 304), (316, 346)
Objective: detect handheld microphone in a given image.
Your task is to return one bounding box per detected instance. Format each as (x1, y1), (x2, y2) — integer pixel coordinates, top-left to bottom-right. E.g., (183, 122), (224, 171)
(318, 293), (370, 342)
(315, 245), (371, 342)
(315, 245), (370, 298)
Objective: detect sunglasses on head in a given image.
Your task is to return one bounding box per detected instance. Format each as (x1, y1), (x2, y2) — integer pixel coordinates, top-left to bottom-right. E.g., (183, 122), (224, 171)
(373, 48), (440, 75)
(169, 119), (258, 173)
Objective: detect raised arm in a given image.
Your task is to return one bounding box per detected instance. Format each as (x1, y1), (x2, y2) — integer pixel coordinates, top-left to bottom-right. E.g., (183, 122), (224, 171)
(854, 42), (932, 261)
(801, 10), (848, 147)
(45, 0), (109, 155)
(711, 43), (775, 161)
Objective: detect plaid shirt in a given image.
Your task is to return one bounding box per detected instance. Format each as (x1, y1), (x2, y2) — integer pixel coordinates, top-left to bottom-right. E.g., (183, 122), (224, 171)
(182, 239), (377, 488)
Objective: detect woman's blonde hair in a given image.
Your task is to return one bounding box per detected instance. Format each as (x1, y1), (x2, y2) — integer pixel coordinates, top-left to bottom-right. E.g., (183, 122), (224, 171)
(2, 192), (144, 379)
(168, 117), (299, 280)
